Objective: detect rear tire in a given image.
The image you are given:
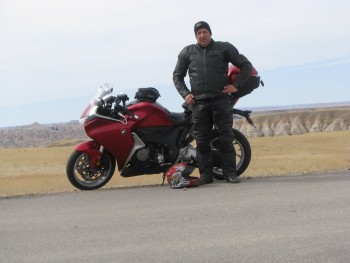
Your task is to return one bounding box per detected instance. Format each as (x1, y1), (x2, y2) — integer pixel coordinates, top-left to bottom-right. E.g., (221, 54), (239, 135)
(211, 129), (251, 180)
(66, 150), (116, 190)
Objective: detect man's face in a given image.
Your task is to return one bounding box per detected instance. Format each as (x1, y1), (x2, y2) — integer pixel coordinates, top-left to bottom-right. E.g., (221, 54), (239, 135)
(195, 28), (211, 47)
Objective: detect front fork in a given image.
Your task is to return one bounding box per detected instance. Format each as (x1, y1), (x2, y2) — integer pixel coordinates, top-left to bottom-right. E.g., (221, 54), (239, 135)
(75, 141), (103, 168)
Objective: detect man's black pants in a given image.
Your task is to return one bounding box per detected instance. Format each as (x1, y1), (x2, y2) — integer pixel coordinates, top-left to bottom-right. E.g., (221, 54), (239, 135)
(192, 97), (236, 177)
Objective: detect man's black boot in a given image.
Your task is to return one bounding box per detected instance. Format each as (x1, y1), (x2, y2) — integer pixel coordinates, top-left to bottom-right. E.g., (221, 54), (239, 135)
(199, 174), (214, 185)
(197, 154), (214, 185)
(221, 151), (240, 184)
(225, 174), (240, 183)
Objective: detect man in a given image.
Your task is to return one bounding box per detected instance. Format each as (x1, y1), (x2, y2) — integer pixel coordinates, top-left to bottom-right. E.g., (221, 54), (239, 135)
(173, 21), (253, 185)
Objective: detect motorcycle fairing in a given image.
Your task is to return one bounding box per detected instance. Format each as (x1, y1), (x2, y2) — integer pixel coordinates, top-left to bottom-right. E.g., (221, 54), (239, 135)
(84, 118), (134, 170)
(134, 126), (181, 163)
(120, 126), (182, 177)
(121, 132), (146, 171)
(81, 98), (189, 173)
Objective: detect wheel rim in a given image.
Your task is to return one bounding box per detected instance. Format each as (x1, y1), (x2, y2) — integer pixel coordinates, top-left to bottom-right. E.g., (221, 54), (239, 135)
(73, 153), (113, 188)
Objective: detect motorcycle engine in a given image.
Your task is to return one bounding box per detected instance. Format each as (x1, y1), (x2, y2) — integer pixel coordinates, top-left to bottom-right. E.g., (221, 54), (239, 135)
(135, 148), (150, 162)
(180, 144), (197, 162)
(133, 144), (164, 165)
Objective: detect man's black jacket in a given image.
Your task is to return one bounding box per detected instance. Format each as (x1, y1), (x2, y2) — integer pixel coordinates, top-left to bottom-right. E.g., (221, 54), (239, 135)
(173, 39), (253, 100)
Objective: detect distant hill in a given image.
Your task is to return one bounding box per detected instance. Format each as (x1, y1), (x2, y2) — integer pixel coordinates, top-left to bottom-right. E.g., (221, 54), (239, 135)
(0, 121), (87, 148)
(233, 106), (350, 137)
(1, 104), (349, 148)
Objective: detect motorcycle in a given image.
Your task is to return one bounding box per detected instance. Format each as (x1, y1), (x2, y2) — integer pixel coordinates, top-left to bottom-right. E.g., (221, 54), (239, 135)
(66, 84), (255, 190)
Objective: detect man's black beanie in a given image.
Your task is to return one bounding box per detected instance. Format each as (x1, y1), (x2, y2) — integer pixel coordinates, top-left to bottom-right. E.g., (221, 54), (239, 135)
(194, 21), (212, 34)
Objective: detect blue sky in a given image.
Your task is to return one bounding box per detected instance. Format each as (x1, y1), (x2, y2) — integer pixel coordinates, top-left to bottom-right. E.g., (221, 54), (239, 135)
(0, 0), (349, 127)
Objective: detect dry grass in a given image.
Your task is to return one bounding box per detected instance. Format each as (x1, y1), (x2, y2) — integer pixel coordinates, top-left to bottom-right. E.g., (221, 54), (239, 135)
(1, 130), (349, 197)
(244, 131), (350, 177)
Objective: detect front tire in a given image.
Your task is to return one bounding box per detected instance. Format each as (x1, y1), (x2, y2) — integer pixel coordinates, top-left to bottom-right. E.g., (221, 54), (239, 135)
(66, 150), (116, 190)
(211, 129), (251, 180)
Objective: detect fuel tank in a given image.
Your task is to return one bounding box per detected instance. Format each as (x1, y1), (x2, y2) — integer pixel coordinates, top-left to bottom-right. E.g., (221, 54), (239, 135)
(127, 101), (175, 129)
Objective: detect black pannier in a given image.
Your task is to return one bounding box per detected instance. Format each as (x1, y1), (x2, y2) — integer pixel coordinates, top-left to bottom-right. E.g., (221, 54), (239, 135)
(134, 87), (160, 102)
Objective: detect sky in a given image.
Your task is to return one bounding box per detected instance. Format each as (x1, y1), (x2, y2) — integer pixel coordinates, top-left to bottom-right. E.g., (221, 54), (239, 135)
(0, 0), (349, 127)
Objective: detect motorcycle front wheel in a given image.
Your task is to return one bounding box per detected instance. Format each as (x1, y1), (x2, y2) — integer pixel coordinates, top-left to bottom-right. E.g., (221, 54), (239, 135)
(66, 150), (116, 190)
(211, 128), (251, 180)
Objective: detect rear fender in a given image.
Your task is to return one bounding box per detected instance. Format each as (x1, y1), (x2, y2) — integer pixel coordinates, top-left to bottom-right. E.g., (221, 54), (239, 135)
(74, 141), (102, 168)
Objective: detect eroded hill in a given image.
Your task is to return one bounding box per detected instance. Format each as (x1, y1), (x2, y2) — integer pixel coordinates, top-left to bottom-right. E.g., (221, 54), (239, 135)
(234, 107), (350, 137)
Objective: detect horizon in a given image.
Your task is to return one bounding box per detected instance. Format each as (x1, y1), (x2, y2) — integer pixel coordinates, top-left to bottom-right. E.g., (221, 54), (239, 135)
(1, 97), (350, 129)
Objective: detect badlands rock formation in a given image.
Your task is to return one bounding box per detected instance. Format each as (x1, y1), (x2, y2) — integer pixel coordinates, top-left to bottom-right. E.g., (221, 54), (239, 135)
(1, 107), (349, 148)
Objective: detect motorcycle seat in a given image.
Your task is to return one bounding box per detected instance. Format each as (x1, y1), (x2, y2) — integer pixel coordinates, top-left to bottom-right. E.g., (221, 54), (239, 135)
(169, 112), (191, 127)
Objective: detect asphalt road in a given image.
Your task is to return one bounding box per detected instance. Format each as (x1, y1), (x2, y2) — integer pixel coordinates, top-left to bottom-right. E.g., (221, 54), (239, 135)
(1, 171), (350, 263)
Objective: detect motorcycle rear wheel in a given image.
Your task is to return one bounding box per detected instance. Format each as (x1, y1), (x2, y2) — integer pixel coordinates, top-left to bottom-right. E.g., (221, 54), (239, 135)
(211, 128), (251, 180)
(66, 150), (116, 190)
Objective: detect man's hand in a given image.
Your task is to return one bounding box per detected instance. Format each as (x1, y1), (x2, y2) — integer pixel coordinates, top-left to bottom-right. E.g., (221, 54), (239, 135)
(185, 94), (195, 105)
(223, 84), (238, 94)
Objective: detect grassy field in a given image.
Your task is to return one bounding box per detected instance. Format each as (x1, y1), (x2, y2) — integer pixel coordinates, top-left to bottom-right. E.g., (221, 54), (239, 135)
(1, 130), (349, 197)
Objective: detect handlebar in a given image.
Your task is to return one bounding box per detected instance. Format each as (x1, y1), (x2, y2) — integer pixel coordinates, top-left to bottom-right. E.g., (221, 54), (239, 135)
(116, 94), (129, 107)
(100, 95), (139, 120)
(122, 108), (139, 119)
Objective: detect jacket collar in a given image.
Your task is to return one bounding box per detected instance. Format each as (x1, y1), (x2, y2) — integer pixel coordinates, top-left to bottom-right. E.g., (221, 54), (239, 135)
(197, 39), (215, 49)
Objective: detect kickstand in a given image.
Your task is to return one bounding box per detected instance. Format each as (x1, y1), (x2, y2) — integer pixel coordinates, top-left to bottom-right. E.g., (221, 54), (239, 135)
(161, 172), (166, 186)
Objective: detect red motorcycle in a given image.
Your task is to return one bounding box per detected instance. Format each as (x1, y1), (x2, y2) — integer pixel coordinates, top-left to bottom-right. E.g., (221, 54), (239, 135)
(66, 84), (254, 190)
